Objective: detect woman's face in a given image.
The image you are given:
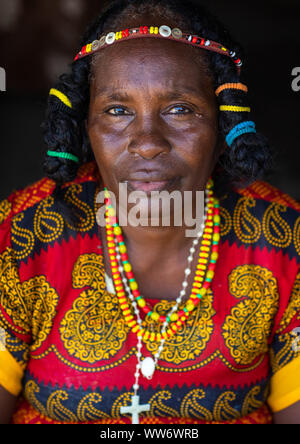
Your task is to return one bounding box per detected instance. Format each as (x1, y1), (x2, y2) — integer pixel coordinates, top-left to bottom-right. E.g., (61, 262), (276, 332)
(87, 33), (223, 203)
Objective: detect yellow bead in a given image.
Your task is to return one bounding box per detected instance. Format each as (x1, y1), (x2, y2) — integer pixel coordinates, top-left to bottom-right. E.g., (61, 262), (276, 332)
(199, 288), (207, 296)
(128, 320), (136, 328)
(150, 332), (156, 342)
(213, 233), (220, 242)
(87, 43), (93, 53)
(167, 329), (174, 336)
(113, 226), (122, 235)
(154, 27), (159, 34)
(143, 331), (150, 340)
(211, 252), (218, 261)
(162, 331), (168, 339)
(156, 333), (162, 342)
(125, 315), (134, 322)
(170, 313), (178, 322)
(186, 301), (195, 312)
(107, 207), (116, 217)
(150, 312), (160, 322)
(137, 298), (146, 308)
(213, 215), (221, 224)
(150, 26), (154, 33)
(137, 329), (145, 337)
(123, 309), (131, 316)
(119, 245), (127, 254)
(132, 325), (140, 333)
(124, 263), (132, 272)
(129, 281), (138, 291)
(207, 270), (214, 280)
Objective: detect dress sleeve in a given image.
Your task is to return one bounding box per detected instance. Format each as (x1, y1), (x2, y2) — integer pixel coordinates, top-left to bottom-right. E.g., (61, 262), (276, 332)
(267, 267), (300, 413)
(0, 196), (31, 396)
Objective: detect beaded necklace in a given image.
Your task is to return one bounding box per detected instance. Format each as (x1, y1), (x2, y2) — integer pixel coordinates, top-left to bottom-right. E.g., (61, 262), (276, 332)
(102, 180), (220, 423)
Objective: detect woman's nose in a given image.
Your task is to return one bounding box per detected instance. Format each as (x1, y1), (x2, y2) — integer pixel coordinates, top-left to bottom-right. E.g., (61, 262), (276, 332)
(127, 116), (171, 159)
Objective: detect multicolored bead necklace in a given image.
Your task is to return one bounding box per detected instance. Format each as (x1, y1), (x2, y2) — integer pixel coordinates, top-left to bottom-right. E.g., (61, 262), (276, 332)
(103, 178), (220, 342)
(103, 179), (220, 423)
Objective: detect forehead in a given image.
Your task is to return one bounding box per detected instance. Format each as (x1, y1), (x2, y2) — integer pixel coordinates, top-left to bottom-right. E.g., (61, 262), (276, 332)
(90, 38), (213, 97)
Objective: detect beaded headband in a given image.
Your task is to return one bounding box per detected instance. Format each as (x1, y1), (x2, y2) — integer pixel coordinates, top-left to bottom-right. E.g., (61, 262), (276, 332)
(74, 25), (243, 74)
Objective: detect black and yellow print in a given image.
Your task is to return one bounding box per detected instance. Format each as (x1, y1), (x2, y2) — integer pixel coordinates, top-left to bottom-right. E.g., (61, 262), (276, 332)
(0, 248), (60, 351)
(222, 264), (279, 365)
(23, 376), (267, 422)
(219, 194), (300, 261)
(0, 199), (12, 225)
(143, 290), (215, 364)
(59, 253), (131, 363)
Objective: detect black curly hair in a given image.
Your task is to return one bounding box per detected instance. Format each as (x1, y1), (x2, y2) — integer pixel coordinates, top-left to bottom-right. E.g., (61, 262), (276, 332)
(42, 0), (274, 215)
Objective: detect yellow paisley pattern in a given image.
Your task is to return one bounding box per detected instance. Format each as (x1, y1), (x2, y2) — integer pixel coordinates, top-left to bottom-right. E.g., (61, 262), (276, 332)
(59, 253), (130, 363)
(11, 213), (35, 260)
(64, 184), (95, 232)
(143, 289), (215, 364)
(33, 196), (64, 243)
(0, 248), (59, 350)
(233, 197), (261, 244)
(213, 391), (240, 421)
(222, 264), (279, 365)
(277, 271), (300, 334)
(0, 199), (12, 225)
(293, 216), (300, 256)
(180, 389), (213, 420)
(262, 202), (292, 249)
(23, 380), (265, 421)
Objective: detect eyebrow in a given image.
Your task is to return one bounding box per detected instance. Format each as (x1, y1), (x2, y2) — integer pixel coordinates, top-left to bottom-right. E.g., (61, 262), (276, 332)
(95, 87), (203, 101)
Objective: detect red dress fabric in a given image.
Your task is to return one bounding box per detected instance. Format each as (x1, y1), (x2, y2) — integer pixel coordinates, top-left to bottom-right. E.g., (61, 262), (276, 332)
(0, 161), (299, 424)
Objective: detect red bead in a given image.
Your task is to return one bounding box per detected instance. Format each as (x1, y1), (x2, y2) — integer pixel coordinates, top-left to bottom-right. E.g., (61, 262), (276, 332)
(144, 26), (148, 34)
(208, 263), (215, 271)
(143, 306), (151, 314)
(160, 316), (167, 322)
(139, 26), (144, 34)
(132, 290), (140, 298)
(125, 28), (129, 37)
(200, 38), (205, 45)
(121, 253), (128, 262)
(192, 36), (197, 43)
(81, 46), (87, 55)
(127, 271), (134, 279)
(74, 54), (79, 61)
(203, 281), (210, 289)
(116, 235), (123, 243)
(177, 310), (185, 317)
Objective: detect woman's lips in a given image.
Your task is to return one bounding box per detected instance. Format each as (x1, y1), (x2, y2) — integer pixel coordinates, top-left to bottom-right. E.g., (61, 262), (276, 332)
(126, 178), (178, 193)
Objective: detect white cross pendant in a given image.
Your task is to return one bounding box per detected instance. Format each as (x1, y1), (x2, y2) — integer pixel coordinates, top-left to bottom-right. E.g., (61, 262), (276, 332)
(120, 395), (150, 424)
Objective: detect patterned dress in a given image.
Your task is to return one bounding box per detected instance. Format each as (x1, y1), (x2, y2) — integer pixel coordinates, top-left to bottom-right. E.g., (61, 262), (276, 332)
(0, 161), (300, 424)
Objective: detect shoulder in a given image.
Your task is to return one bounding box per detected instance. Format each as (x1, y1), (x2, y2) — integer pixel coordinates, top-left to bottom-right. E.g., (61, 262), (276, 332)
(220, 179), (300, 265)
(1, 161), (99, 220)
(0, 161), (100, 258)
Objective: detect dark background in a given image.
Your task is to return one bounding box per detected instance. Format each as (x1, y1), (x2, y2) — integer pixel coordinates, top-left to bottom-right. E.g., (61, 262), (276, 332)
(0, 0), (299, 201)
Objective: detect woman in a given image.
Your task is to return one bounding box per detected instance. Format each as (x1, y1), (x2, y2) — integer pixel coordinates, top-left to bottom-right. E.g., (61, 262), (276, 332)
(0, 0), (300, 424)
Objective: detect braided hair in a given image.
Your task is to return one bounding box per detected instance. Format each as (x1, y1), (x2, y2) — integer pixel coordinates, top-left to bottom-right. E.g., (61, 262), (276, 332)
(42, 0), (274, 210)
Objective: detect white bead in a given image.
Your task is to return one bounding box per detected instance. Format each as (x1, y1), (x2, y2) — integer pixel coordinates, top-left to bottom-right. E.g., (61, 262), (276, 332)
(193, 239), (198, 245)
(180, 290), (186, 297)
(134, 371), (140, 378)
(176, 297), (182, 303)
(133, 383), (139, 391)
(159, 25), (172, 37)
(136, 352), (142, 358)
(190, 247), (195, 253)
(185, 268), (191, 275)
(141, 357), (156, 379)
(182, 281), (188, 288)
(187, 256), (193, 262)
(119, 266), (124, 272)
(106, 32), (116, 45)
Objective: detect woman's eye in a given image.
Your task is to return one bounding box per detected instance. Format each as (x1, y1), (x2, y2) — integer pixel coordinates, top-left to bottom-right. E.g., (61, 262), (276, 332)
(106, 107), (131, 116)
(168, 105), (192, 115)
